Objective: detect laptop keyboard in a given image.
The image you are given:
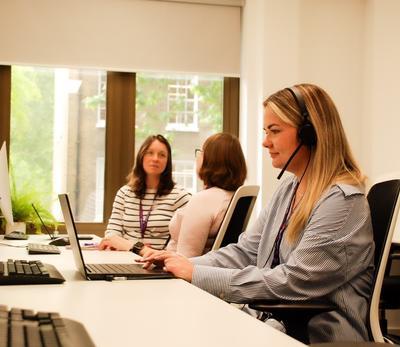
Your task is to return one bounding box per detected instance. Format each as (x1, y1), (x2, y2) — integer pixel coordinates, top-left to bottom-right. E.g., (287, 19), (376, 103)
(0, 259), (65, 285)
(86, 263), (155, 275)
(0, 305), (95, 347)
(27, 243), (61, 255)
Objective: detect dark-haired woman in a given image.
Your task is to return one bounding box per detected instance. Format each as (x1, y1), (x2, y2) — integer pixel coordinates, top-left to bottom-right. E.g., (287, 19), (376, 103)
(144, 133), (247, 258)
(98, 134), (191, 253)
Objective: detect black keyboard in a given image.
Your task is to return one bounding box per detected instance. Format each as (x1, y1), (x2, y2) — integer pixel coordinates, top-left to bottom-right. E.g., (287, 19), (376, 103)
(27, 243), (61, 255)
(0, 259), (65, 285)
(0, 305), (95, 347)
(4, 232), (29, 240)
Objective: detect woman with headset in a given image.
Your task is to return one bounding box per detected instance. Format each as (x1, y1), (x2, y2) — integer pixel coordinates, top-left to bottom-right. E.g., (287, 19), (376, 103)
(142, 84), (374, 343)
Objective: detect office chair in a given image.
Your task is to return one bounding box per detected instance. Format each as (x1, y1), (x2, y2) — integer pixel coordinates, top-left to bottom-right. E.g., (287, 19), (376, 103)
(309, 343), (399, 347)
(211, 185), (259, 251)
(249, 179), (400, 344)
(379, 244), (400, 343)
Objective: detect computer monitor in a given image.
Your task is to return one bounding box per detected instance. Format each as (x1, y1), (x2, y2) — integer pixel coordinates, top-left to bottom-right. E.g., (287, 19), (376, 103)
(0, 141), (14, 229)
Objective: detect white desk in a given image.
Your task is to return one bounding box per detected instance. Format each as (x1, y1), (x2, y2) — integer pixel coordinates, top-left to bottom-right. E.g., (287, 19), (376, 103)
(0, 235), (304, 347)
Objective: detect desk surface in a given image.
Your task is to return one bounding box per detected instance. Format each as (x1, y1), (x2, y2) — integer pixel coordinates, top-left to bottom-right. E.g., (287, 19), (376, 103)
(0, 235), (304, 347)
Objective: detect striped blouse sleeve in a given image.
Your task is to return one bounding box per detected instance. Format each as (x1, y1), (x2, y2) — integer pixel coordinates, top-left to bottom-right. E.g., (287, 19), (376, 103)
(104, 187), (126, 238)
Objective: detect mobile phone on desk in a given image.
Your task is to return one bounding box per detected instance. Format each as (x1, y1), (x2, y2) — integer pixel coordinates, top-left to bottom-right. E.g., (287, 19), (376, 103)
(77, 235), (93, 240)
(67, 242), (98, 250)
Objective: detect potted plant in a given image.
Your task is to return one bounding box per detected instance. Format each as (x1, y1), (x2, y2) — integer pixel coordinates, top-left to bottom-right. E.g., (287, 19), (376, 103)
(1, 180), (57, 235)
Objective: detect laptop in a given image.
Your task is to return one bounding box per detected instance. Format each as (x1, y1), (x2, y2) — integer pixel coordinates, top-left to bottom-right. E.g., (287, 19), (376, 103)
(58, 194), (173, 280)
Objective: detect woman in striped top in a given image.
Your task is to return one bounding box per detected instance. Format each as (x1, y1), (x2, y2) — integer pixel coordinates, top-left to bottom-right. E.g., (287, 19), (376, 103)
(98, 134), (190, 252)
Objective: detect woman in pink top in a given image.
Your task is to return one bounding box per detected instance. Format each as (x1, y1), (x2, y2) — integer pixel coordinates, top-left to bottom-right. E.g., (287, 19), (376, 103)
(143, 133), (247, 258)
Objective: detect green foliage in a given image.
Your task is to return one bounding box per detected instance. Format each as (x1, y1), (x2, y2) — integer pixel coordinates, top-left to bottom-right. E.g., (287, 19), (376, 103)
(135, 75), (172, 144)
(194, 81), (223, 132)
(0, 168), (58, 233)
(135, 74), (223, 149)
(82, 87), (105, 110)
(10, 66), (55, 209)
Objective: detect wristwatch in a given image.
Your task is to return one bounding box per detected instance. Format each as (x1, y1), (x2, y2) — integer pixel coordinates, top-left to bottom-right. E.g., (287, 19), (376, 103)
(130, 241), (145, 255)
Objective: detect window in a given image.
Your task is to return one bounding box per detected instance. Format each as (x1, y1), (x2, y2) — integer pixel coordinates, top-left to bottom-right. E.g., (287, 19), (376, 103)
(136, 73), (224, 193)
(167, 77), (199, 132)
(96, 72), (107, 128)
(173, 160), (196, 194)
(0, 65), (239, 234)
(10, 66), (106, 222)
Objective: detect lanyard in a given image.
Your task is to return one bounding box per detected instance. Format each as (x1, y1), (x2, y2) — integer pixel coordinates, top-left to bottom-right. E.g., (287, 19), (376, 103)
(271, 182), (299, 268)
(139, 197), (156, 239)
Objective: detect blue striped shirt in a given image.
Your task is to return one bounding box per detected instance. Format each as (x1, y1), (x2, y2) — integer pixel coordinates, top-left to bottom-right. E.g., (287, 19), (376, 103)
(191, 176), (374, 343)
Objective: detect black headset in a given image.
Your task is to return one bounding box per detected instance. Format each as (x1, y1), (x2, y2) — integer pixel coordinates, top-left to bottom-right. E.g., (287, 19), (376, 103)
(286, 87), (317, 147)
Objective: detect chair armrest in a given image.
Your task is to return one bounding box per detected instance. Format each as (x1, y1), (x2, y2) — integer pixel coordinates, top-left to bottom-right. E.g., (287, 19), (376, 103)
(249, 299), (335, 315)
(248, 299), (336, 344)
(390, 243), (400, 259)
(389, 251), (400, 260)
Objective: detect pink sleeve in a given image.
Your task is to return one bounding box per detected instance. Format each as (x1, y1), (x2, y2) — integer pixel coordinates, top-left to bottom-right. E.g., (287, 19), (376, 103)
(176, 189), (230, 257)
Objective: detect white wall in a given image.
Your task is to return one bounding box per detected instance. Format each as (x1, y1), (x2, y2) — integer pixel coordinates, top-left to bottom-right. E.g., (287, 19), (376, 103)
(239, 0), (266, 214)
(241, 0), (365, 207)
(364, 0), (400, 182)
(242, 0), (400, 208)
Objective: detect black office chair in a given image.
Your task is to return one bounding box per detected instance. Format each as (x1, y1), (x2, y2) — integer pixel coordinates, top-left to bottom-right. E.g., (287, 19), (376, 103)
(211, 185), (259, 251)
(379, 243), (400, 343)
(366, 179), (400, 343)
(310, 343), (399, 347)
(248, 179), (400, 344)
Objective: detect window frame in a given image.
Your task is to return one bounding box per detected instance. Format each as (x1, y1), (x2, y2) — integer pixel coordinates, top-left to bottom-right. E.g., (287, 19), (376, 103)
(0, 66), (239, 236)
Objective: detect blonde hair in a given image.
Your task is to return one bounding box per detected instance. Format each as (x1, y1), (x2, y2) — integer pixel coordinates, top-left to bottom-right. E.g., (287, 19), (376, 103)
(264, 84), (366, 243)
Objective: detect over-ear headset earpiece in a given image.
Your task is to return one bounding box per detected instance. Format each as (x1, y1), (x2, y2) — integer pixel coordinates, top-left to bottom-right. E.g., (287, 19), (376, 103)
(276, 86), (316, 179)
(286, 87), (317, 147)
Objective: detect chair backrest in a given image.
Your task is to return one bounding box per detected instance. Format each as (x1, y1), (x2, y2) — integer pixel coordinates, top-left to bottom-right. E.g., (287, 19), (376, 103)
(367, 179), (400, 342)
(211, 185), (259, 251)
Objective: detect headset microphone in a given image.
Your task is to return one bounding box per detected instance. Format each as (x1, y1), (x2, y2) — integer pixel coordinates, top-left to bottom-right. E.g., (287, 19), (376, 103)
(277, 142), (303, 180)
(276, 87), (317, 180)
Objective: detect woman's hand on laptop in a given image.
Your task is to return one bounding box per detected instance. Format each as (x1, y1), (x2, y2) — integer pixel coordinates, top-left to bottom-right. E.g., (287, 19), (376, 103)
(97, 235), (134, 251)
(141, 251), (193, 282)
(140, 246), (160, 259)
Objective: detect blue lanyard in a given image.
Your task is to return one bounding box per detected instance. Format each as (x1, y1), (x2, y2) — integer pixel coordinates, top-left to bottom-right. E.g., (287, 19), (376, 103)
(139, 197), (156, 239)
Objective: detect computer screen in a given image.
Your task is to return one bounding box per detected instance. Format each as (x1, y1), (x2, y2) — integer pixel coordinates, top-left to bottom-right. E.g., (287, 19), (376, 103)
(0, 141), (14, 226)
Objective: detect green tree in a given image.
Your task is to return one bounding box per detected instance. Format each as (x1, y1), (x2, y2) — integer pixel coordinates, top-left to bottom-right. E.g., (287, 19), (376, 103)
(84, 73), (222, 145)
(10, 67), (55, 208)
(194, 80), (223, 133)
(135, 74), (172, 144)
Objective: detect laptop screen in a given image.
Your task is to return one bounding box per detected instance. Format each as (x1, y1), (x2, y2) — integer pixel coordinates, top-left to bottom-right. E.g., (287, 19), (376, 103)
(58, 194), (89, 279)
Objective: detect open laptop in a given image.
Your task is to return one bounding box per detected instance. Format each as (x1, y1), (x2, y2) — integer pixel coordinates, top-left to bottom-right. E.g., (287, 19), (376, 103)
(58, 194), (173, 280)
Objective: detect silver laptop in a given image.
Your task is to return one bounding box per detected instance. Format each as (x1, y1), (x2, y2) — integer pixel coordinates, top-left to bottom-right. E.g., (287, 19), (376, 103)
(58, 194), (173, 281)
